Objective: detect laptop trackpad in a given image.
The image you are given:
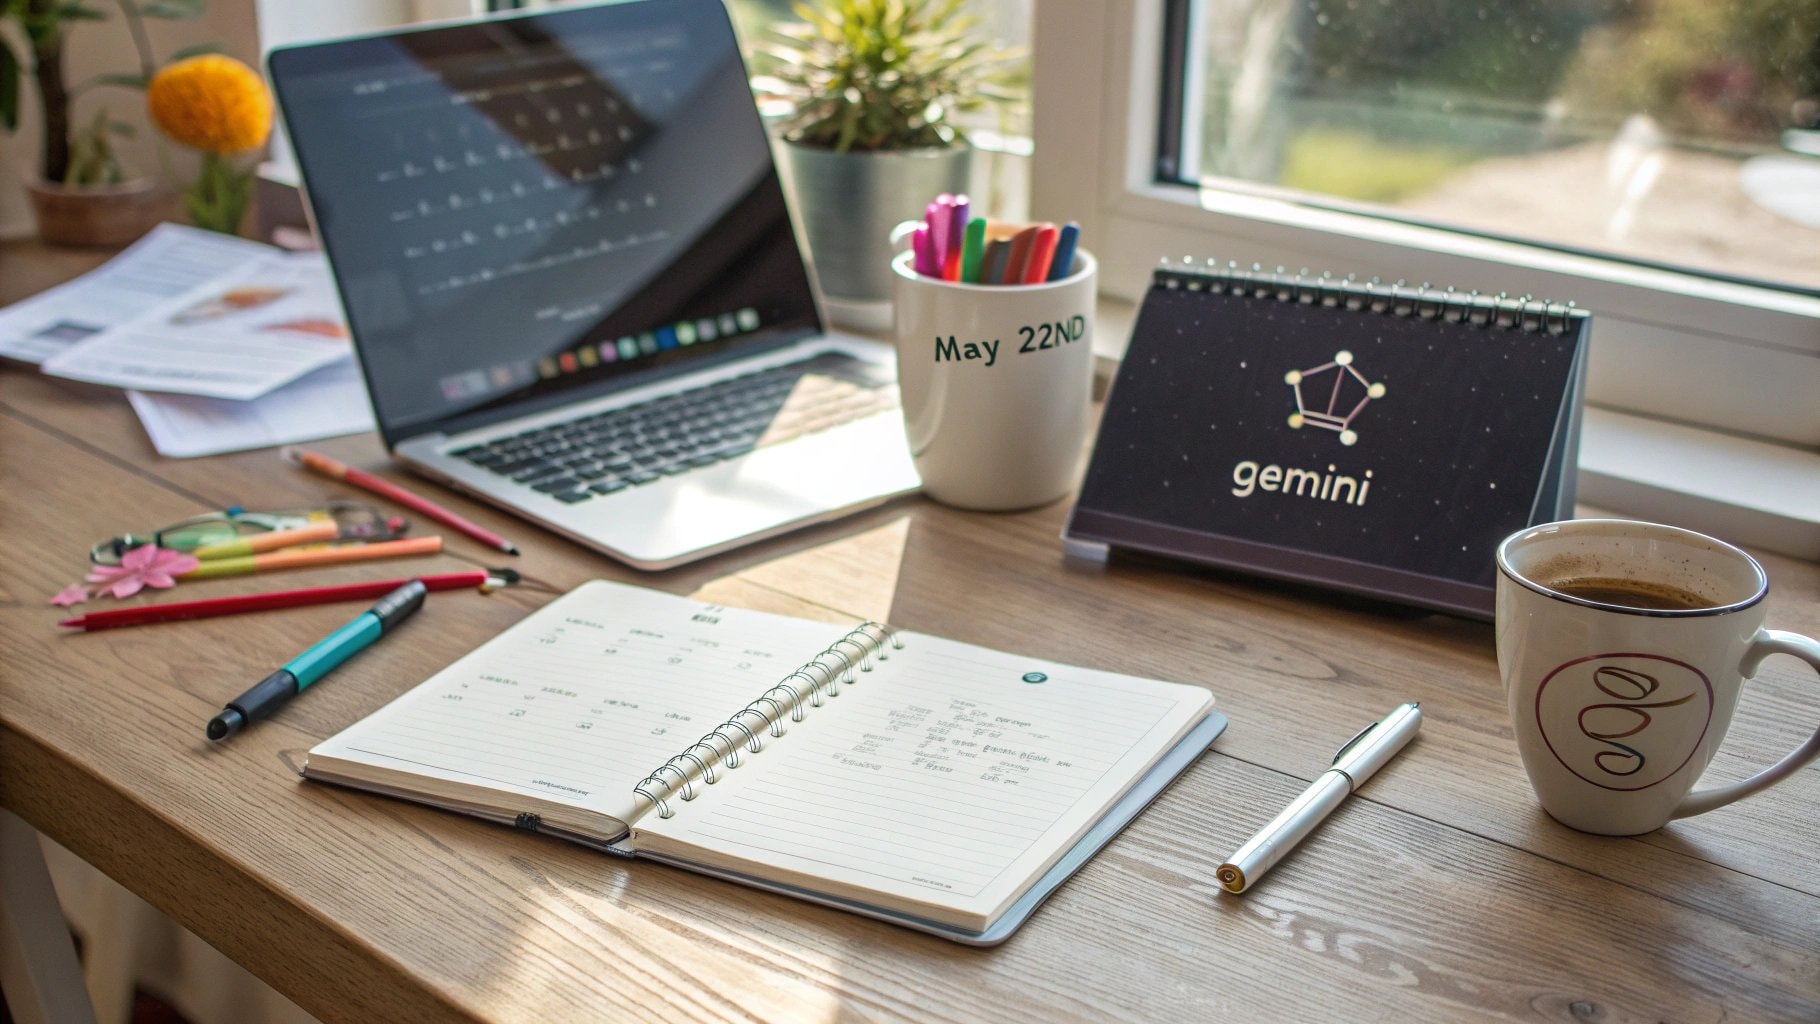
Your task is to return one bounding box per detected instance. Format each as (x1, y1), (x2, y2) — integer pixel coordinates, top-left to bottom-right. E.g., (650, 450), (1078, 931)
(565, 415), (919, 566)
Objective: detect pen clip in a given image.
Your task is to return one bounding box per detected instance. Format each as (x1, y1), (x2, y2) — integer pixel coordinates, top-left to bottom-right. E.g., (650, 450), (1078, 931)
(1331, 722), (1379, 765)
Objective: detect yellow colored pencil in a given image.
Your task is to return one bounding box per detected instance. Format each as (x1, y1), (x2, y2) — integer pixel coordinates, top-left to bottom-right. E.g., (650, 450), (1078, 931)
(190, 520), (340, 560)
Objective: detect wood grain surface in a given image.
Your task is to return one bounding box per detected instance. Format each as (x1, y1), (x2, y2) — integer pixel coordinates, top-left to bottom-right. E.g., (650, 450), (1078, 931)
(2, 241), (1816, 1023)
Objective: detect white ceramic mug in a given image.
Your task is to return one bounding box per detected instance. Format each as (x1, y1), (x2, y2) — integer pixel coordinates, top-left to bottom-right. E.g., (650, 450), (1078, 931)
(888, 248), (1097, 510)
(1494, 519), (1820, 835)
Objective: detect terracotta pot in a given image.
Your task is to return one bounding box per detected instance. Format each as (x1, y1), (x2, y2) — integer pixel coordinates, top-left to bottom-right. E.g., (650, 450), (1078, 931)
(26, 178), (172, 248)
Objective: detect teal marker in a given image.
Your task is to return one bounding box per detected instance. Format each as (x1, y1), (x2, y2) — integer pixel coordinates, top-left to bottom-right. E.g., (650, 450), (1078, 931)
(206, 580), (426, 740)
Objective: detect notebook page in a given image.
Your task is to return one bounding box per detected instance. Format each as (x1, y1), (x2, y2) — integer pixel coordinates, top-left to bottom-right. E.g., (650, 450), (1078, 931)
(633, 632), (1213, 927)
(307, 580), (860, 826)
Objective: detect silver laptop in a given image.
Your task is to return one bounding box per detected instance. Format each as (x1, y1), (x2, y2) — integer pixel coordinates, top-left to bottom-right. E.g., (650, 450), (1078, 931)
(268, 0), (918, 569)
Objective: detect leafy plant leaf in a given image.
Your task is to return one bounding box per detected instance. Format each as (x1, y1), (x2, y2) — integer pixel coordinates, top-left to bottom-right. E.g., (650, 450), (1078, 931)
(56, 1), (108, 21)
(764, 0), (1022, 152)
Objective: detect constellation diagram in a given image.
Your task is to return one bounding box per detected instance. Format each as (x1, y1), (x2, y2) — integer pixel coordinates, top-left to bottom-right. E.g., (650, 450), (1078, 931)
(354, 35), (681, 299)
(1284, 350), (1386, 446)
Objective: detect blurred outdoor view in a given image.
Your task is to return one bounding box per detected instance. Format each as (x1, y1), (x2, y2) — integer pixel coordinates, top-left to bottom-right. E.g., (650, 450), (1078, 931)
(1187, 0), (1820, 291)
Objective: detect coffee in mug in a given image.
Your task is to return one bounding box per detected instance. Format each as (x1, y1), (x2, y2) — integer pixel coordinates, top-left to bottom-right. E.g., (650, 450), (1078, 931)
(1539, 577), (1711, 611)
(1495, 519), (1820, 835)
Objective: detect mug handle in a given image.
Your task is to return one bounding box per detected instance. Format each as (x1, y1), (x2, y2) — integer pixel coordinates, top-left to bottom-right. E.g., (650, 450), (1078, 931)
(888, 219), (921, 252)
(1674, 629), (1820, 818)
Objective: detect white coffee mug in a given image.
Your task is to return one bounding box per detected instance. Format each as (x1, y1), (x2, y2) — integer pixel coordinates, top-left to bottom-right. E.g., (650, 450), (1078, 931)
(1495, 519), (1820, 835)
(889, 248), (1097, 510)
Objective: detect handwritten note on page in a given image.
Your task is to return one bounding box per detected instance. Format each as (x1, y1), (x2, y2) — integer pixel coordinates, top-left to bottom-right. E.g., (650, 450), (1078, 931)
(635, 634), (1211, 926)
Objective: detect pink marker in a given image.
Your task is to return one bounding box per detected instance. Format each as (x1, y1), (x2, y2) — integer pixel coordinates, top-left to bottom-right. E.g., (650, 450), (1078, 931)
(912, 225), (936, 277)
(927, 199), (951, 270)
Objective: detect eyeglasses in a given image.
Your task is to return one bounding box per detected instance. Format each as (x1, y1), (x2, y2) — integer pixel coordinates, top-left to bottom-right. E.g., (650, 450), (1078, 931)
(89, 502), (402, 565)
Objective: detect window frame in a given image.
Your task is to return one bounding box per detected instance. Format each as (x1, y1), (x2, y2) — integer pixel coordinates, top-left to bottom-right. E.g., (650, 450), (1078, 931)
(1032, 0), (1820, 447)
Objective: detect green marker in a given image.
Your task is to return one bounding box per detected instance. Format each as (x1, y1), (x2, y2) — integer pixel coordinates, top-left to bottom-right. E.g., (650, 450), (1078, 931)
(959, 217), (987, 283)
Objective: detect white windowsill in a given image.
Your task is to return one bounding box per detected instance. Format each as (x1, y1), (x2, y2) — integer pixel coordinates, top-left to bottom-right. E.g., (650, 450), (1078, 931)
(1577, 408), (1820, 560)
(1090, 297), (1820, 561)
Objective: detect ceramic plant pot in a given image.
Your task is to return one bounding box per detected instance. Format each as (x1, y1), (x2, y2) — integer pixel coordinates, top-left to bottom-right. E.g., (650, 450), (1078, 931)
(781, 142), (970, 323)
(27, 177), (170, 247)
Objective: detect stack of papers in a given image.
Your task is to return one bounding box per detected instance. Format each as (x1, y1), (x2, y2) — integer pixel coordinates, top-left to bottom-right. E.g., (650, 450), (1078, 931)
(126, 360), (374, 459)
(0, 224), (374, 457)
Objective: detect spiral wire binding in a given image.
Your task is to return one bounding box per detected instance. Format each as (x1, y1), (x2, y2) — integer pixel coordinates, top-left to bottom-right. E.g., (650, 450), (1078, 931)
(1153, 258), (1585, 336)
(632, 622), (903, 818)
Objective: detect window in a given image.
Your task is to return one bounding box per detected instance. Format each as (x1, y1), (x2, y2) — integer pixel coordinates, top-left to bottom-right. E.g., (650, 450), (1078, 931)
(1161, 0), (1820, 294)
(1033, 0), (1820, 448)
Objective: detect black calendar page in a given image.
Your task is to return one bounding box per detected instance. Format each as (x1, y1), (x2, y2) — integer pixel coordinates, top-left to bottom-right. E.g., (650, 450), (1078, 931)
(271, 0), (818, 441)
(1068, 281), (1588, 615)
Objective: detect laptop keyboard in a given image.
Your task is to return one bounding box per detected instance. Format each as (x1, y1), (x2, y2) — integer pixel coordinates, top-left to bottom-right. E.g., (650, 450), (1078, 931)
(448, 353), (899, 505)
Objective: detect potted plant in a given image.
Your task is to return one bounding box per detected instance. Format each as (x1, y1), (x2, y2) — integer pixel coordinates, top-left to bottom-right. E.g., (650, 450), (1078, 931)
(1, 0), (214, 246)
(755, 0), (1018, 322)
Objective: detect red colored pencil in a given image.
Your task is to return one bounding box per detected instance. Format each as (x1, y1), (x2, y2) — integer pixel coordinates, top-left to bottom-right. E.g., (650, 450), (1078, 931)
(56, 571), (513, 631)
(1023, 224), (1060, 283)
(1003, 226), (1040, 284)
(284, 446), (519, 555)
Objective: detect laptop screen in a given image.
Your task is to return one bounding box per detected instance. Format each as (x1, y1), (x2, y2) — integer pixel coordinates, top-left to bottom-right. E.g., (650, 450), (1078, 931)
(269, 0), (821, 443)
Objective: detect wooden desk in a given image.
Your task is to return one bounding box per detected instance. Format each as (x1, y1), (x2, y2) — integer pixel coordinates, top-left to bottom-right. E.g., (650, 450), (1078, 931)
(2, 240), (1816, 1023)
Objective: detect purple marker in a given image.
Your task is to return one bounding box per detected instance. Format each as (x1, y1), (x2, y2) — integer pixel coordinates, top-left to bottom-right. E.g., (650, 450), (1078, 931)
(944, 196), (969, 281)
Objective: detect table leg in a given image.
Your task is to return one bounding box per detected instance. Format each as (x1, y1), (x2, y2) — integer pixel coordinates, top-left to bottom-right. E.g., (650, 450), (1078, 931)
(0, 809), (99, 1024)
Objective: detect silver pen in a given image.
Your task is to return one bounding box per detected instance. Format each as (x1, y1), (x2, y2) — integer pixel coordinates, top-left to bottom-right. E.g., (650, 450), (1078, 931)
(1216, 702), (1422, 894)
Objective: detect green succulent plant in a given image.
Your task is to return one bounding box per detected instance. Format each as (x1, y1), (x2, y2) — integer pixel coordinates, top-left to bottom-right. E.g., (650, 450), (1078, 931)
(755, 0), (1020, 153)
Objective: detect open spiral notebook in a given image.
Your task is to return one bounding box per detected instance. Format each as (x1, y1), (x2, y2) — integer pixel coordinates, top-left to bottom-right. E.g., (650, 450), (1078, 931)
(304, 580), (1225, 944)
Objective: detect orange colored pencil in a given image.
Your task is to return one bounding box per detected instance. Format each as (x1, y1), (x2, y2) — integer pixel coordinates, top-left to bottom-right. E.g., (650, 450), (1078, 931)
(283, 446), (519, 555)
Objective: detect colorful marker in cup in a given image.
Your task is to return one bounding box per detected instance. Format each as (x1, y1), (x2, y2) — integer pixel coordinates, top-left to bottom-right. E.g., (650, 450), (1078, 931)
(910, 197), (1082, 286)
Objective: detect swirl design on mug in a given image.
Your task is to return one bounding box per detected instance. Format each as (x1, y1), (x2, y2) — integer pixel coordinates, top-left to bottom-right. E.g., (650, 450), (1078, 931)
(1577, 666), (1695, 777)
(1533, 653), (1714, 792)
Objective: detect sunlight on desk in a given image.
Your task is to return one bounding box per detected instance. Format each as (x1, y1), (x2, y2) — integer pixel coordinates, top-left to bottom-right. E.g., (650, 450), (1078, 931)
(692, 517), (911, 627)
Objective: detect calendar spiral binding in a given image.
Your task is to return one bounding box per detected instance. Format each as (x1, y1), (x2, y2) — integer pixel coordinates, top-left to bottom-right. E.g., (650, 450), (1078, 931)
(1153, 258), (1589, 337)
(631, 622), (904, 818)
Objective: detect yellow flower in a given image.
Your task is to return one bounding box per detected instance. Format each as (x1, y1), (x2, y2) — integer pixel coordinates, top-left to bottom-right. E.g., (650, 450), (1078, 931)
(148, 55), (273, 155)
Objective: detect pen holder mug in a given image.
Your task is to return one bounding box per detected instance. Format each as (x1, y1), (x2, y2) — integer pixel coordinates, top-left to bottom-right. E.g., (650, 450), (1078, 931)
(1495, 519), (1820, 835)
(889, 248), (1097, 510)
